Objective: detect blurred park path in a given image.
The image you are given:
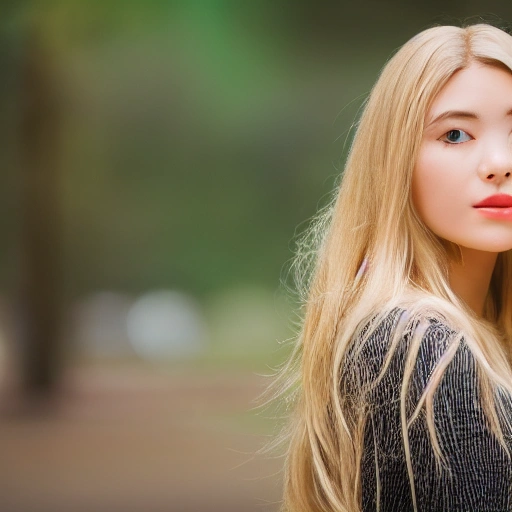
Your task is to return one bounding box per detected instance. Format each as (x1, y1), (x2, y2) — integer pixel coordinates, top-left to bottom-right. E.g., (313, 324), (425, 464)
(0, 366), (281, 512)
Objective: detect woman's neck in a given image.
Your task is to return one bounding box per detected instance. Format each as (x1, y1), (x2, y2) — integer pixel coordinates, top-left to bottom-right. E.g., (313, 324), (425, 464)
(449, 248), (498, 317)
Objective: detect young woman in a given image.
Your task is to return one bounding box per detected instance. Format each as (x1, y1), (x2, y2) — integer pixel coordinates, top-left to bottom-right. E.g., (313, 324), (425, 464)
(276, 24), (512, 511)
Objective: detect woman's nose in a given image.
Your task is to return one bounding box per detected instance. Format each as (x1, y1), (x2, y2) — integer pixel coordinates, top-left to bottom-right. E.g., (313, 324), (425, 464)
(477, 142), (512, 185)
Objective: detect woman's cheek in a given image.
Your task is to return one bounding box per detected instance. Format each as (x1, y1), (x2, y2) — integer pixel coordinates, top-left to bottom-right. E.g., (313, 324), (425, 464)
(412, 146), (462, 239)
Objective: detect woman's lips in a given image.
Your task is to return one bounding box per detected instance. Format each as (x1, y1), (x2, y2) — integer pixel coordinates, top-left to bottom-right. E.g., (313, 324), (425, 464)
(473, 194), (512, 208)
(474, 194), (512, 220)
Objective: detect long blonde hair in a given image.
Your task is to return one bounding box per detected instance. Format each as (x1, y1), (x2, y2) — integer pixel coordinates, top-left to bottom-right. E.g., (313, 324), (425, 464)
(276, 24), (512, 512)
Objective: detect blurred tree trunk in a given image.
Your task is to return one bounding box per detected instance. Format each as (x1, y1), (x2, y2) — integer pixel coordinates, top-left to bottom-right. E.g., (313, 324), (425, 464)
(17, 25), (64, 399)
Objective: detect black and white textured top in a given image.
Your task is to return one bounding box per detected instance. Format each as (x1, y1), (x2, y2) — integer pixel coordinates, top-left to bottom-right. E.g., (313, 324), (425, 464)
(352, 308), (512, 512)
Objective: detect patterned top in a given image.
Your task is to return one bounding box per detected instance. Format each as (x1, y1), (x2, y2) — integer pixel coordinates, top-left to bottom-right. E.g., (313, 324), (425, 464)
(352, 309), (512, 512)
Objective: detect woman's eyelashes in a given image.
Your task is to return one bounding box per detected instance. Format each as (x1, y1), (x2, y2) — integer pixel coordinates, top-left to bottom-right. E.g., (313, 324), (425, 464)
(439, 129), (473, 144)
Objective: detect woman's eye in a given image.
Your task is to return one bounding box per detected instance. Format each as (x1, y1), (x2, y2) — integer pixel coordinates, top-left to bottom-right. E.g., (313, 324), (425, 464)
(440, 129), (472, 144)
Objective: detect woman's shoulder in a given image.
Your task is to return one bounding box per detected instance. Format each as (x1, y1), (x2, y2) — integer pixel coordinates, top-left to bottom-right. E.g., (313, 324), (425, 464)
(355, 305), (463, 359)
(358, 311), (512, 512)
(347, 305), (472, 390)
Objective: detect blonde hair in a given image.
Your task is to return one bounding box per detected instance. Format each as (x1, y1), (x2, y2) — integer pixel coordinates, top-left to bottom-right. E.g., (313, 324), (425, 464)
(275, 24), (512, 512)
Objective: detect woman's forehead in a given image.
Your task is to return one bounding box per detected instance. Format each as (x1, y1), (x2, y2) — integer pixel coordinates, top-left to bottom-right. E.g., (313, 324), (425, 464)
(425, 63), (512, 126)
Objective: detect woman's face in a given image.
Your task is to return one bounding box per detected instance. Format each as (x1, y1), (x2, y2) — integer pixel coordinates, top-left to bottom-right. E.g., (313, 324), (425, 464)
(412, 62), (512, 253)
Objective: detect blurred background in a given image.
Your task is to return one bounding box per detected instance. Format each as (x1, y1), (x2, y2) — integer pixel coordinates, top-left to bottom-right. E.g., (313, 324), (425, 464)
(1, 1), (512, 511)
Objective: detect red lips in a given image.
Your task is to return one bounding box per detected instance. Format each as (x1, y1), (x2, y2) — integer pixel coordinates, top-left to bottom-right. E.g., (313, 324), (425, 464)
(473, 194), (512, 208)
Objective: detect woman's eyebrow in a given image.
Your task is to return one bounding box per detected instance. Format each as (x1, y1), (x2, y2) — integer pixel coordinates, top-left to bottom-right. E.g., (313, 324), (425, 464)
(426, 108), (512, 128)
(426, 110), (478, 128)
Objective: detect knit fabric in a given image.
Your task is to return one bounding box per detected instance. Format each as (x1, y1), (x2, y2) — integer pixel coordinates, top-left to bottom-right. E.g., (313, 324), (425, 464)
(350, 309), (512, 512)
